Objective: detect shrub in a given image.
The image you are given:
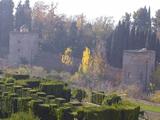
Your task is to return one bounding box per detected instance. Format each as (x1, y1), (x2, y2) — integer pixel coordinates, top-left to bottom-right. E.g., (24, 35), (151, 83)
(12, 74), (30, 80)
(76, 105), (140, 120)
(29, 100), (44, 116)
(91, 91), (105, 105)
(40, 82), (71, 101)
(36, 104), (57, 120)
(5, 77), (15, 84)
(26, 80), (40, 88)
(102, 94), (122, 106)
(14, 86), (23, 96)
(47, 95), (55, 99)
(57, 107), (74, 120)
(17, 97), (32, 112)
(72, 89), (86, 102)
(40, 82), (64, 96)
(37, 92), (46, 97)
(62, 88), (71, 102)
(55, 98), (66, 106)
(5, 83), (14, 92)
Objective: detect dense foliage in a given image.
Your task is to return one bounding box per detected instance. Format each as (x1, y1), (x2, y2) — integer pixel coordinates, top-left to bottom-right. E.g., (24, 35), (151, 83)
(107, 8), (160, 68)
(0, 1), (159, 69)
(0, 75), (141, 120)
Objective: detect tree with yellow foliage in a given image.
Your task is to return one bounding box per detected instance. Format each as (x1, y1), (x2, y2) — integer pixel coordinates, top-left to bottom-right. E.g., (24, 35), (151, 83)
(79, 47), (91, 73)
(61, 48), (73, 65)
(91, 51), (106, 77)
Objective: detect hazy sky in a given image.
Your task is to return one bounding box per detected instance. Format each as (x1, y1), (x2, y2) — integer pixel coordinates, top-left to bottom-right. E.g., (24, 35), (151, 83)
(14, 0), (160, 21)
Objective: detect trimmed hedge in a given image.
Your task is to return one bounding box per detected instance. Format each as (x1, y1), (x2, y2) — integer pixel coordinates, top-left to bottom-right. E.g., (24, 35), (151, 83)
(57, 107), (74, 120)
(102, 94), (122, 106)
(29, 99), (44, 116)
(17, 97), (32, 112)
(26, 80), (40, 88)
(40, 82), (71, 101)
(40, 83), (64, 96)
(76, 106), (140, 120)
(14, 86), (23, 96)
(55, 98), (66, 106)
(91, 91), (105, 105)
(0, 77), (142, 120)
(36, 104), (57, 120)
(72, 89), (86, 102)
(5, 74), (30, 80)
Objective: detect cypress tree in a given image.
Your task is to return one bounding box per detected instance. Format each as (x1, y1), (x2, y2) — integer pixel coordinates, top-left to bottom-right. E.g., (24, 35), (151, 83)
(23, 0), (32, 31)
(15, 0), (32, 31)
(15, 0), (24, 31)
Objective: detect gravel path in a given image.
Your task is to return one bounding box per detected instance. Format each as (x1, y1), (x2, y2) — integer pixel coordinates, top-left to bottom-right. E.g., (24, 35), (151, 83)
(129, 98), (160, 120)
(145, 111), (160, 120)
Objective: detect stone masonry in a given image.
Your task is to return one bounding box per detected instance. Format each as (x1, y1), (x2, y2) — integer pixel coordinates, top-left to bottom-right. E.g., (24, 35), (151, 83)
(123, 48), (156, 92)
(8, 31), (39, 66)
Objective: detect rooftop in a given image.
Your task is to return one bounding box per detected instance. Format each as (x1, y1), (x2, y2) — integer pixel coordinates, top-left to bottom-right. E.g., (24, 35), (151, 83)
(124, 48), (155, 54)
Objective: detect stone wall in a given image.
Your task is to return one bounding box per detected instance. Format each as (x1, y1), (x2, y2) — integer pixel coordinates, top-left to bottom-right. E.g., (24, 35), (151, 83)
(123, 49), (156, 92)
(8, 32), (39, 66)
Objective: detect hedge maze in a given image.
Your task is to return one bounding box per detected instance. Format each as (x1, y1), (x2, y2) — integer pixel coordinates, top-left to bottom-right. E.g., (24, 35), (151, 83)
(0, 75), (141, 120)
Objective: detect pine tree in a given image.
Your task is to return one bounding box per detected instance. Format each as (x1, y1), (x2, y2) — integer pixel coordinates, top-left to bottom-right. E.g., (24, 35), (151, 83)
(153, 9), (160, 31)
(133, 7), (151, 31)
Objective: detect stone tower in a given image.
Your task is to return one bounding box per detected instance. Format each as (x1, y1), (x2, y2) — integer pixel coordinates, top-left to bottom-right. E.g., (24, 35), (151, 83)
(8, 31), (39, 66)
(122, 48), (156, 92)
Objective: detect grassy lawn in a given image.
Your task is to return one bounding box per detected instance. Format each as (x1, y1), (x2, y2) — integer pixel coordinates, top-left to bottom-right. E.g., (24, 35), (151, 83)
(129, 99), (160, 113)
(138, 103), (160, 112)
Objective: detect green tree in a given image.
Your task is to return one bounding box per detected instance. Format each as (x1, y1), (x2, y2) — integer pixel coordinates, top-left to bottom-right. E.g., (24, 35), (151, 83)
(15, 0), (32, 31)
(15, 0), (24, 31)
(153, 9), (160, 31)
(109, 16), (131, 68)
(32, 1), (49, 38)
(23, 0), (32, 31)
(133, 7), (151, 31)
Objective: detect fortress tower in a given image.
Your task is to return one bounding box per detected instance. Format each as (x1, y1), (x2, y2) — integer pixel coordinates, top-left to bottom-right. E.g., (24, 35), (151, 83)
(123, 48), (156, 92)
(8, 31), (39, 66)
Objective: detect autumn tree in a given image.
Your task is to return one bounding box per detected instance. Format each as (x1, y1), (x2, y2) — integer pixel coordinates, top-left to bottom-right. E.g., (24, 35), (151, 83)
(90, 51), (106, 77)
(61, 48), (73, 65)
(32, 1), (49, 38)
(79, 47), (91, 73)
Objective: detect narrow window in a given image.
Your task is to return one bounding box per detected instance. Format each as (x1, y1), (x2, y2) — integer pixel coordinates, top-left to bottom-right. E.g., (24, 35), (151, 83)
(127, 72), (131, 78)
